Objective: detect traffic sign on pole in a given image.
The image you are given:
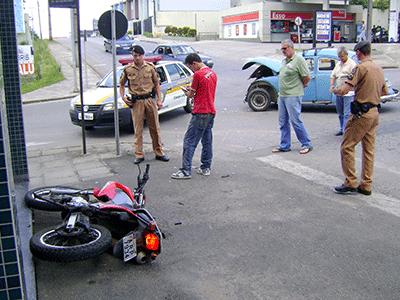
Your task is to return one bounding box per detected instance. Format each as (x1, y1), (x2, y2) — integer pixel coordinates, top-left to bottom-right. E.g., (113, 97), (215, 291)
(295, 16), (302, 48)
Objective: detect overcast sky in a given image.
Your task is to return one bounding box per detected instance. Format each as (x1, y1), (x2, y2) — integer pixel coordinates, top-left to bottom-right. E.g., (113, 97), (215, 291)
(159, 0), (230, 11)
(24, 0), (231, 38)
(25, 0), (117, 38)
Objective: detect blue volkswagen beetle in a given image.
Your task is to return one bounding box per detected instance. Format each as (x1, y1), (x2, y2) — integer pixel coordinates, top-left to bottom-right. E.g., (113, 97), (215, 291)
(242, 48), (399, 111)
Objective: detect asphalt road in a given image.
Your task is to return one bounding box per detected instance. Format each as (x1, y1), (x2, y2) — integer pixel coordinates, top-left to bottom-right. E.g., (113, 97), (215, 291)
(23, 39), (400, 300)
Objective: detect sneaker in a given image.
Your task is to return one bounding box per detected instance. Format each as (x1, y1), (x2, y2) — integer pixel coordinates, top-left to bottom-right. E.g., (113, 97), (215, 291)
(171, 170), (191, 180)
(334, 184), (357, 194)
(335, 131), (343, 136)
(196, 168), (211, 176)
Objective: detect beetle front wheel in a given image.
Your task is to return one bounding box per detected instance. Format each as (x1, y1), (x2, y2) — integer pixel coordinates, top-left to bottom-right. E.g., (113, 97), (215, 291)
(247, 87), (272, 111)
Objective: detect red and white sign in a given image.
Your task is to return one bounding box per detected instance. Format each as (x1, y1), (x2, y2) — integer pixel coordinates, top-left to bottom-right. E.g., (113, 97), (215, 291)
(19, 63), (34, 75)
(271, 10), (352, 21)
(223, 12), (259, 24)
(17, 45), (35, 75)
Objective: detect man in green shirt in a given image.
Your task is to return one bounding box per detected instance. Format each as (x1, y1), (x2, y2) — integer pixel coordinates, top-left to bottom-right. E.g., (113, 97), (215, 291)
(272, 39), (313, 154)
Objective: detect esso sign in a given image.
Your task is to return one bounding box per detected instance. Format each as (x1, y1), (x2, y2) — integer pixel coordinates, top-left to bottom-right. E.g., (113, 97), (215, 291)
(271, 12), (286, 20)
(295, 16), (302, 26)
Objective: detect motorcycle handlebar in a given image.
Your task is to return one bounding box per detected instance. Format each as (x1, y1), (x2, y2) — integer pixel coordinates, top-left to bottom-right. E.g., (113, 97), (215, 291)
(136, 164), (150, 192)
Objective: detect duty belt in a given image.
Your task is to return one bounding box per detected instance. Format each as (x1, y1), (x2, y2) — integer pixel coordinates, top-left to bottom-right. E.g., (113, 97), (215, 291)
(130, 93), (152, 100)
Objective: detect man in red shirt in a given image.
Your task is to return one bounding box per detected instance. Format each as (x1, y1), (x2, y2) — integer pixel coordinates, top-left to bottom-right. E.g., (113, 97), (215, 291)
(171, 53), (217, 179)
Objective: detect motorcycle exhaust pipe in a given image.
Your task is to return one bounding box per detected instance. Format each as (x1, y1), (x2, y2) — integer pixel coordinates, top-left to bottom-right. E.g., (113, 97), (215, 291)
(135, 251), (147, 264)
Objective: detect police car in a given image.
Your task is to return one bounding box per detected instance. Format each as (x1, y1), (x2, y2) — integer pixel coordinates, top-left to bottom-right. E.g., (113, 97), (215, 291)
(69, 61), (193, 131)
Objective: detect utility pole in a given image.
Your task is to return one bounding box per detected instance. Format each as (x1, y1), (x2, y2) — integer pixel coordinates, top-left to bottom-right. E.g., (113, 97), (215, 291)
(366, 0), (373, 41)
(71, 9), (78, 92)
(37, 0), (43, 39)
(323, 0), (329, 10)
(48, 3), (53, 40)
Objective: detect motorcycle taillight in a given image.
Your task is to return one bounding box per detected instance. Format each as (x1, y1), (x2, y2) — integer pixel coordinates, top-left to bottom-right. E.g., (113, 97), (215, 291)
(145, 233), (159, 251)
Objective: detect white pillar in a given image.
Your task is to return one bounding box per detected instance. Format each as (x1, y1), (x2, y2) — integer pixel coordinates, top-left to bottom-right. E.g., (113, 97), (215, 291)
(139, 0), (144, 35)
(389, 0), (399, 41)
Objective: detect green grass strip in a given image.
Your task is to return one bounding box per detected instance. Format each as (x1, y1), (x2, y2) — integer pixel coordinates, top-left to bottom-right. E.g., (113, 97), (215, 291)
(20, 39), (64, 94)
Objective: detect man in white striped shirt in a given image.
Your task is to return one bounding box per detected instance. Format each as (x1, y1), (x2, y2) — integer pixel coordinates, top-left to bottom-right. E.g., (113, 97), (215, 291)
(330, 47), (357, 136)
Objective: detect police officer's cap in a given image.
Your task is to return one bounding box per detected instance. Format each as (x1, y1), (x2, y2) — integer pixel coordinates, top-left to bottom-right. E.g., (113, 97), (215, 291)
(354, 41), (370, 51)
(132, 45), (145, 55)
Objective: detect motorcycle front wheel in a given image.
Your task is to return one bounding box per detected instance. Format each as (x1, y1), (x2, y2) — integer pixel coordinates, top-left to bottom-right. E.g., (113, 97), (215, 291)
(25, 186), (85, 211)
(30, 224), (112, 262)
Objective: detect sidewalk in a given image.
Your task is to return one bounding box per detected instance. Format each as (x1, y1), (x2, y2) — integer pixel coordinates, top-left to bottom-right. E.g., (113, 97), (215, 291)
(21, 40), (101, 104)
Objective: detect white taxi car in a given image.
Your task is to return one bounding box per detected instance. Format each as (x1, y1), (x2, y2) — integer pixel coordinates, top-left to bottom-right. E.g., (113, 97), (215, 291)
(69, 61), (193, 131)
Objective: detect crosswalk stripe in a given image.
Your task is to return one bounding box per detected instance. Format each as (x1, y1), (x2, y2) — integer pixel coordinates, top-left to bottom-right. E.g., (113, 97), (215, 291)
(257, 155), (400, 218)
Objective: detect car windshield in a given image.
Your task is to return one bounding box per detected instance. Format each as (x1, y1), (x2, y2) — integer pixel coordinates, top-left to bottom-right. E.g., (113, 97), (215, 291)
(99, 69), (125, 87)
(171, 45), (196, 55)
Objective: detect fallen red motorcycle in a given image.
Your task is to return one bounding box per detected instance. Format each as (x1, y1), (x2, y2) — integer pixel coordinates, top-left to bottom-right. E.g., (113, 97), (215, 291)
(25, 164), (162, 263)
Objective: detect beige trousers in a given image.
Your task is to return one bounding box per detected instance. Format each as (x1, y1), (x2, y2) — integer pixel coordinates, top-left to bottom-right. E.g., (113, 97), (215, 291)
(131, 98), (164, 158)
(341, 107), (379, 191)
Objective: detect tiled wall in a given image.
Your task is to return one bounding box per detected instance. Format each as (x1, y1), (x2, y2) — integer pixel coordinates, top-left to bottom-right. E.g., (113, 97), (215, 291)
(0, 0), (29, 181)
(0, 49), (23, 300)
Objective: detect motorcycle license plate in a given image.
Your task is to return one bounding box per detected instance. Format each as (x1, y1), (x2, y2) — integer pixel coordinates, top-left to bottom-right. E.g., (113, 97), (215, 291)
(123, 233), (137, 262)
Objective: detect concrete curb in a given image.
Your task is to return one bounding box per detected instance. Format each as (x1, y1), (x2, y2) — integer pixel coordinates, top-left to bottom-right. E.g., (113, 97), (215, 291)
(23, 94), (78, 104)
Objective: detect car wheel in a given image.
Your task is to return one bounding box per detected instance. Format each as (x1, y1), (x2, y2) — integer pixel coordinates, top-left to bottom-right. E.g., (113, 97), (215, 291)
(247, 87), (272, 111)
(184, 97), (193, 113)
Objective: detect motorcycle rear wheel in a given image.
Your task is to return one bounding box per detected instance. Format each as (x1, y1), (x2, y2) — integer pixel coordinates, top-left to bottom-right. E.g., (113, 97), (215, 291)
(25, 186), (84, 211)
(30, 224), (112, 262)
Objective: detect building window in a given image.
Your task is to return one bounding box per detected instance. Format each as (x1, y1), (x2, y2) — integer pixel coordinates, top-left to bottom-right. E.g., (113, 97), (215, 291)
(252, 23), (256, 35)
(235, 25), (239, 36)
(271, 20), (290, 33)
(243, 24), (247, 36)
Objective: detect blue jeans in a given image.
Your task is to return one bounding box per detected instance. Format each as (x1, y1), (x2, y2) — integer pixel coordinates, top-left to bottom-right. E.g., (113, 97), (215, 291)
(181, 114), (214, 175)
(278, 96), (312, 150)
(335, 95), (353, 133)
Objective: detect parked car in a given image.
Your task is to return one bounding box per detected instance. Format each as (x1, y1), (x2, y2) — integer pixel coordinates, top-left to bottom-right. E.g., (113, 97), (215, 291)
(242, 48), (399, 111)
(119, 54), (163, 65)
(118, 44), (214, 68)
(104, 35), (136, 54)
(69, 61), (194, 131)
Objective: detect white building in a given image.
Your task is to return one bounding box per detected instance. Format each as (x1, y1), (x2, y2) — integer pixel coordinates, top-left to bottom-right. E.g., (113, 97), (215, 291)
(119, 0), (395, 42)
(221, 0), (364, 42)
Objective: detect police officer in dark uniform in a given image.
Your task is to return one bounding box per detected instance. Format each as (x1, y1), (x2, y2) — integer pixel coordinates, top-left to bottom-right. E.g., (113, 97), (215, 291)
(119, 45), (169, 164)
(332, 41), (388, 195)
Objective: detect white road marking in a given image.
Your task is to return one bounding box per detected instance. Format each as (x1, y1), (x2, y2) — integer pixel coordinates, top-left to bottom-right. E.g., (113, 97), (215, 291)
(257, 155), (400, 218)
(92, 64), (107, 67)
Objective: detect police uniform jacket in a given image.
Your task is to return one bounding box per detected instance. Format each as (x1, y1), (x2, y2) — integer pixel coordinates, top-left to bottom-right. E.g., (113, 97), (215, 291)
(119, 62), (159, 96)
(345, 58), (387, 106)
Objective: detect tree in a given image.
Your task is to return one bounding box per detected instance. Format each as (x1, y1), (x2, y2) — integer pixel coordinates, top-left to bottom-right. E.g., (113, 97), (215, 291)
(373, 0), (389, 10)
(350, 0), (368, 8)
(350, 0), (389, 10)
